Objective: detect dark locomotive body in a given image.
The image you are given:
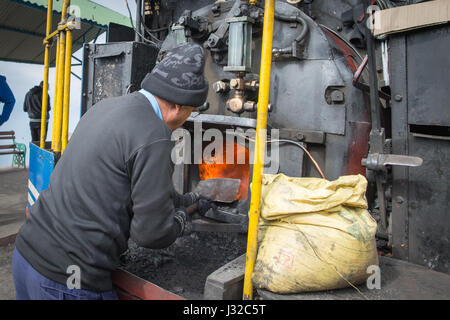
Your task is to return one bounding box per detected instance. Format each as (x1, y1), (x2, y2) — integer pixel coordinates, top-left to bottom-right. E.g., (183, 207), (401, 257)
(81, 1), (450, 274)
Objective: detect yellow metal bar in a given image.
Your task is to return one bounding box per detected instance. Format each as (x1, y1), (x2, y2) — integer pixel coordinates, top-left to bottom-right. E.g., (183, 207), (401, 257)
(243, 0), (275, 300)
(61, 0), (69, 19)
(40, 0), (53, 148)
(45, 23), (71, 42)
(52, 31), (66, 152)
(51, 0), (71, 153)
(51, 35), (60, 147)
(61, 29), (72, 153)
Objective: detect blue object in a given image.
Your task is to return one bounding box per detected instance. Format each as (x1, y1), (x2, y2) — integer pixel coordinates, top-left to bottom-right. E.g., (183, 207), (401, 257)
(27, 143), (54, 210)
(12, 248), (118, 300)
(139, 89), (163, 120)
(0, 75), (16, 126)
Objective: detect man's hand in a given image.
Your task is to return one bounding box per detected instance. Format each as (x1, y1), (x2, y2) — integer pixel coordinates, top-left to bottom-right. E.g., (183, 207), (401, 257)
(196, 196), (215, 216)
(181, 193), (215, 218)
(175, 192), (199, 208)
(174, 195), (215, 237)
(173, 208), (187, 237)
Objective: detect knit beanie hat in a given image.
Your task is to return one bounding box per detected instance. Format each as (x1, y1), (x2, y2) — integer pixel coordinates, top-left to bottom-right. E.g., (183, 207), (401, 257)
(141, 43), (209, 107)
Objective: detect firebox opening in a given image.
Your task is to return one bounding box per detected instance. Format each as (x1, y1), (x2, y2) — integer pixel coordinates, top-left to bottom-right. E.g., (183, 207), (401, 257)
(198, 140), (250, 201)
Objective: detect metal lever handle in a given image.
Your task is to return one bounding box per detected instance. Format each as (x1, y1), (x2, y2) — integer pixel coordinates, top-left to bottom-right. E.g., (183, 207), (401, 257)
(362, 153), (423, 171)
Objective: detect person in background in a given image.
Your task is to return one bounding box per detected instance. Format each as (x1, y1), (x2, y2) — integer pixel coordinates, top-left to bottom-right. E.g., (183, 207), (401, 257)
(23, 81), (51, 143)
(0, 75), (16, 127)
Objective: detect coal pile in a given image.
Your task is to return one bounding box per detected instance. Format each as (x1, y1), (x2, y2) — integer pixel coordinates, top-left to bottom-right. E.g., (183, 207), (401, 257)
(120, 232), (247, 300)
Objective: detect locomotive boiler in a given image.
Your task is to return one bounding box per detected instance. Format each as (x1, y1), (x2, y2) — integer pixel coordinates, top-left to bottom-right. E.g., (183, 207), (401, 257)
(81, 0), (450, 275)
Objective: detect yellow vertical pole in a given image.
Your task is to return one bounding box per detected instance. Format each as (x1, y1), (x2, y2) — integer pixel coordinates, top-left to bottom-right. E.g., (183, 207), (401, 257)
(52, 0), (70, 153)
(51, 34), (60, 146)
(243, 0), (275, 300)
(61, 28), (72, 153)
(52, 30), (66, 152)
(40, 0), (53, 148)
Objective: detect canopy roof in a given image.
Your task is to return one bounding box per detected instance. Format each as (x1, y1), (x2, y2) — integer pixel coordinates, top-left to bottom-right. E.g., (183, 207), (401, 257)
(0, 0), (132, 65)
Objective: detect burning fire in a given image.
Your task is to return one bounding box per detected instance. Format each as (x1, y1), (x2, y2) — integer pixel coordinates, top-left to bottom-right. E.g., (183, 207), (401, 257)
(199, 141), (250, 200)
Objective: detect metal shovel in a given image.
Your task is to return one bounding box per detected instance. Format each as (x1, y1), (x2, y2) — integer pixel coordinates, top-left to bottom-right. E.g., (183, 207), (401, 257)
(185, 178), (241, 215)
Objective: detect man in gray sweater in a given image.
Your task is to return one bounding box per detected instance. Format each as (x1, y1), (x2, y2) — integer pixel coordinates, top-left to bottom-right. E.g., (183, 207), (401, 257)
(12, 43), (209, 300)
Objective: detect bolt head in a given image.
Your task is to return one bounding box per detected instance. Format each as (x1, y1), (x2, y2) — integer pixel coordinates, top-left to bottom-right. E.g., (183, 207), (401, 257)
(395, 196), (405, 204)
(230, 79), (239, 89)
(213, 81), (227, 93)
(394, 94), (403, 102)
(295, 133), (304, 141)
(331, 90), (345, 103)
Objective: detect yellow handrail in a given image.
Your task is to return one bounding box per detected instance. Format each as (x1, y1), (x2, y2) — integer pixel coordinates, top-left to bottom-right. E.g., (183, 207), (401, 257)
(62, 29), (72, 153)
(52, 29), (66, 152)
(45, 24), (71, 43)
(243, 0), (275, 300)
(39, 0), (53, 148)
(51, 34), (60, 147)
(44, 0), (72, 153)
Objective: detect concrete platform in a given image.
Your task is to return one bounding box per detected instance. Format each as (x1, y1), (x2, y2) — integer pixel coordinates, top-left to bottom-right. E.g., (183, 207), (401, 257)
(0, 244), (15, 299)
(204, 253), (450, 300)
(0, 167), (28, 300)
(0, 167), (28, 246)
(257, 256), (450, 300)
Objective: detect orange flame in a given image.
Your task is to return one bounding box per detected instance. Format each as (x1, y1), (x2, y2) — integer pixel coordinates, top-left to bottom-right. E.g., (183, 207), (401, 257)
(199, 141), (250, 200)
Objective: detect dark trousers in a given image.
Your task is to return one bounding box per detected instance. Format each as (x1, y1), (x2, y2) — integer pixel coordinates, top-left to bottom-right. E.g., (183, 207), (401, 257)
(12, 248), (118, 300)
(29, 121), (48, 143)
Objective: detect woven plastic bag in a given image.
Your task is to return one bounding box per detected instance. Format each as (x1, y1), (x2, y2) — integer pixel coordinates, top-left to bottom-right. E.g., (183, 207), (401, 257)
(252, 174), (379, 294)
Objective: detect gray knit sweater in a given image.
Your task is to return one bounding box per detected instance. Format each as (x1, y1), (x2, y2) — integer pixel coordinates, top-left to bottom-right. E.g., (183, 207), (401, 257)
(16, 92), (181, 292)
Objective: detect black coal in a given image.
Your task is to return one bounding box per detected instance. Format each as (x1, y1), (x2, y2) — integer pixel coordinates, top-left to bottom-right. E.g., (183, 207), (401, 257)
(120, 232), (247, 300)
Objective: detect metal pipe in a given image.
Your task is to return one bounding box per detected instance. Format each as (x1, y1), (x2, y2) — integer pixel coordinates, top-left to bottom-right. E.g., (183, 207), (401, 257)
(274, 12), (309, 43)
(272, 12), (309, 55)
(243, 0), (275, 301)
(45, 23), (70, 42)
(135, 0), (143, 42)
(62, 29), (72, 153)
(51, 34), (60, 146)
(40, 0), (53, 148)
(51, 0), (71, 152)
(52, 30), (66, 152)
(365, 1), (381, 130)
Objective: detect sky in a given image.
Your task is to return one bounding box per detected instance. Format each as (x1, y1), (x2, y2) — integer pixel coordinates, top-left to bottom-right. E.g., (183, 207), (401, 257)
(0, 0), (136, 166)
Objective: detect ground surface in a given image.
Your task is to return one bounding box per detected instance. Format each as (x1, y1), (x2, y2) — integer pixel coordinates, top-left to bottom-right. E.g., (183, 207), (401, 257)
(0, 168), (28, 300)
(0, 244), (15, 300)
(257, 255), (450, 300)
(120, 232), (247, 300)
(0, 168), (28, 242)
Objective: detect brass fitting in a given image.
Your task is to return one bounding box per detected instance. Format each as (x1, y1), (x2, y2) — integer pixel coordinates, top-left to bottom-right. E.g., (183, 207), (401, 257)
(213, 81), (229, 93)
(230, 78), (245, 91)
(226, 91), (245, 113)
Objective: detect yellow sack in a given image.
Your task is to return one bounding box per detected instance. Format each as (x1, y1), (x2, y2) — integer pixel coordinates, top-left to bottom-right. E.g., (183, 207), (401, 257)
(252, 174), (379, 294)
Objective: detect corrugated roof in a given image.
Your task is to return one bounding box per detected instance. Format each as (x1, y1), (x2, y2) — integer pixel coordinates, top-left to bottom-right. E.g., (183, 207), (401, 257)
(0, 0), (132, 65)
